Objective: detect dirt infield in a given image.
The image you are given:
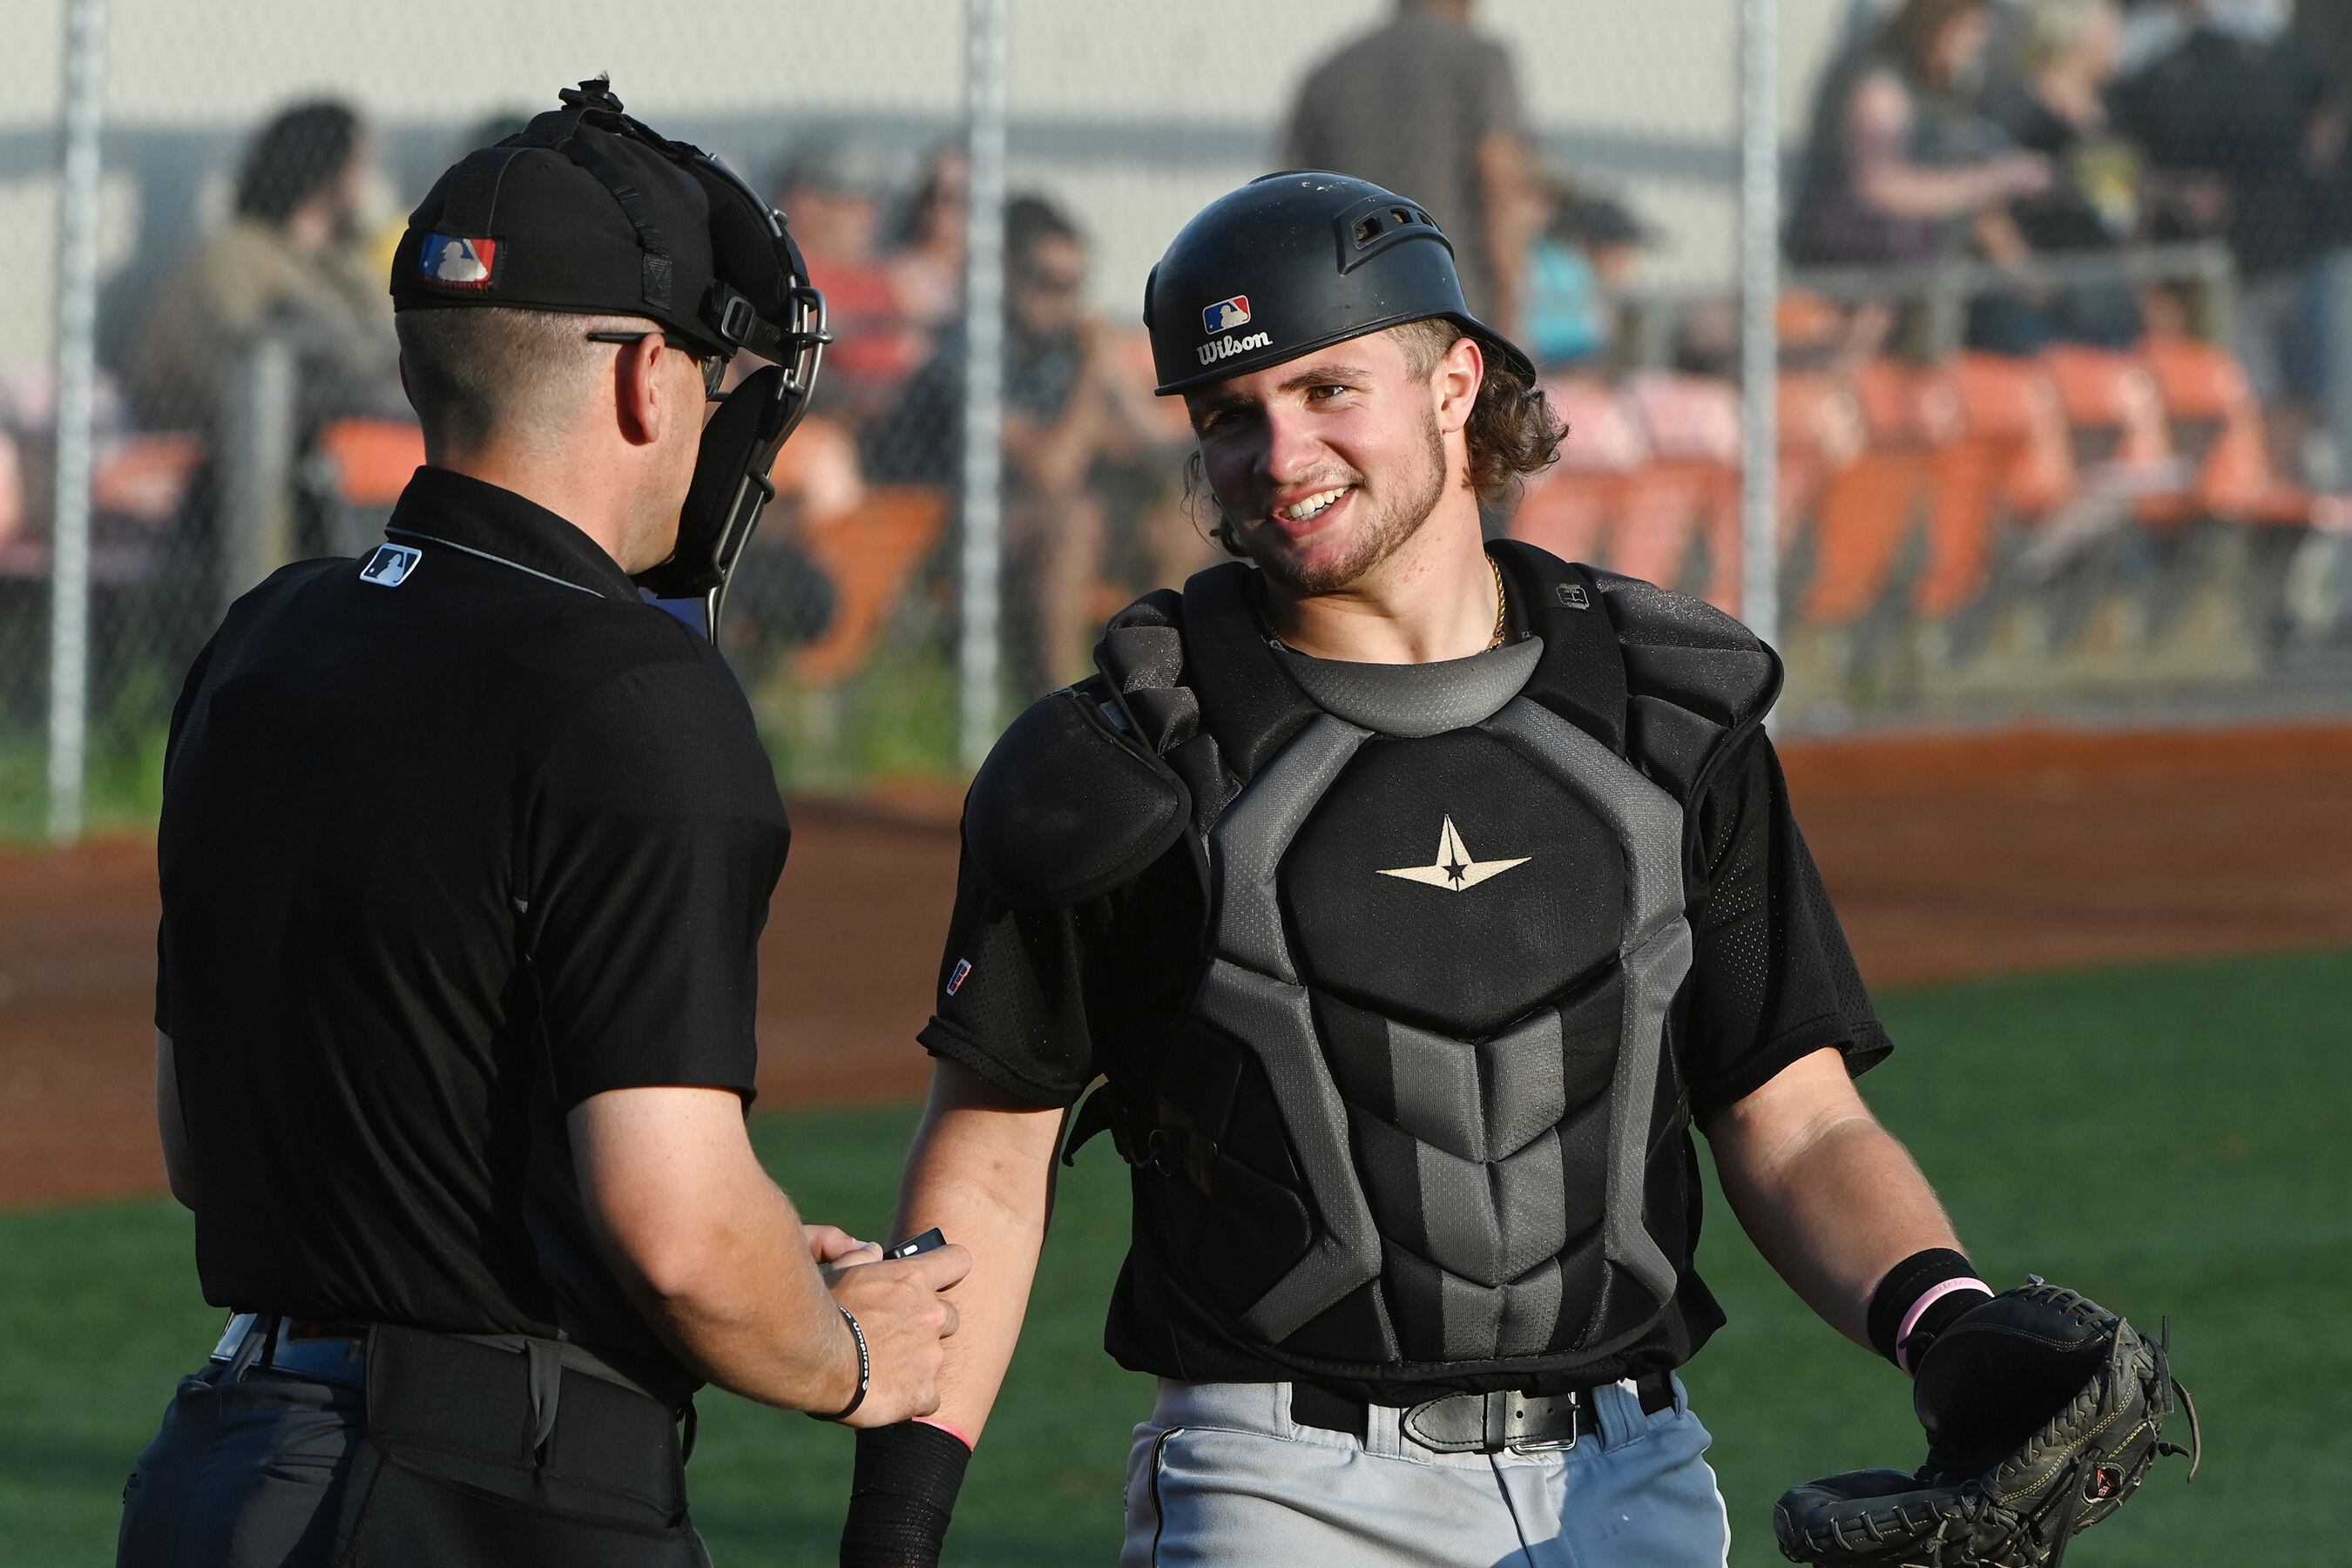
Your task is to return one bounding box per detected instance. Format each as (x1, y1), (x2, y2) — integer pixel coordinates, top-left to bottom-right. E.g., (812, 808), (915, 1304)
(3, 723), (2349, 1208)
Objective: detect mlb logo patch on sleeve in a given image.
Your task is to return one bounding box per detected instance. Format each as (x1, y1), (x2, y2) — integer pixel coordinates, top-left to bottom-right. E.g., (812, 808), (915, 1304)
(359, 543), (422, 587)
(946, 957), (973, 997)
(421, 233), (498, 289)
(1200, 295), (1251, 334)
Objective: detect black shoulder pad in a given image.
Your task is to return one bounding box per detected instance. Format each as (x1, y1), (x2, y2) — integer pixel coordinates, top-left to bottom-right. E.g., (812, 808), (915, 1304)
(1596, 571), (1783, 802)
(964, 680), (1193, 909)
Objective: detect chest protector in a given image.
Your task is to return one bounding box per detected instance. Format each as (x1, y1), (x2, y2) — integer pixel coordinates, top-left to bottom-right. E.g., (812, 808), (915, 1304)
(966, 543), (1778, 1389)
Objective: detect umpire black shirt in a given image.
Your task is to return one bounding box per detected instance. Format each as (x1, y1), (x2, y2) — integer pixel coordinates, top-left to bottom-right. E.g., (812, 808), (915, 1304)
(156, 466), (790, 1403)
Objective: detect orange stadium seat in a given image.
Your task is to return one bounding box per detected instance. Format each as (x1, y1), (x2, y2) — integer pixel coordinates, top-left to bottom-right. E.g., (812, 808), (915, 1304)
(1796, 359), (1935, 627)
(2037, 344), (2176, 478)
(1898, 354), (2079, 622)
(91, 432), (204, 524)
(1950, 352), (2076, 520)
(1622, 372), (1741, 607)
(314, 419), (425, 508)
(1511, 376), (1642, 566)
(794, 483), (948, 686)
(2138, 336), (2309, 528)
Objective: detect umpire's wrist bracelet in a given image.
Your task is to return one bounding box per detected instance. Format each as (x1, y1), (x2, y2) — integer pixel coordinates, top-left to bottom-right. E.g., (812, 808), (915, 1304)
(814, 1305), (870, 1422)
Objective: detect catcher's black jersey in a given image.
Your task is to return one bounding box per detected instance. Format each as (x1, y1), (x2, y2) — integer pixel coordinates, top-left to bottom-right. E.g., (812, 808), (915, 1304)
(922, 547), (1889, 1402)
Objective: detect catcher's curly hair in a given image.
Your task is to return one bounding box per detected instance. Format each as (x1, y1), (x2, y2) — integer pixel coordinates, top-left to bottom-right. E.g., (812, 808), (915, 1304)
(1186, 318), (1563, 554)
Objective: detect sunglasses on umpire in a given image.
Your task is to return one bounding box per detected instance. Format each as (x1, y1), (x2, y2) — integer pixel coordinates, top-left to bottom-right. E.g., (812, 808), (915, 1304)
(585, 330), (727, 401)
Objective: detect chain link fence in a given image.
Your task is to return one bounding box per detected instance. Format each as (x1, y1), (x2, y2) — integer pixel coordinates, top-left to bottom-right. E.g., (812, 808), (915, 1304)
(6, 0), (2351, 840)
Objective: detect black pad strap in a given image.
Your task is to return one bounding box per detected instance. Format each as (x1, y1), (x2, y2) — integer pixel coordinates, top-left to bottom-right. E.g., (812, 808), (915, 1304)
(557, 132), (674, 313)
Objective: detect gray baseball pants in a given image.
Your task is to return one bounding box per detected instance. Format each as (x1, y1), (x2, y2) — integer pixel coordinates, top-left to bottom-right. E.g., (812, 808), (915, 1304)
(1123, 1375), (1732, 1567)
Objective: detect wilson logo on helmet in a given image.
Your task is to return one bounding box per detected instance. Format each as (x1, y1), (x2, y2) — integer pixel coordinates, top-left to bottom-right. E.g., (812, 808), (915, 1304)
(1200, 295), (1252, 334)
(1197, 329), (1271, 367)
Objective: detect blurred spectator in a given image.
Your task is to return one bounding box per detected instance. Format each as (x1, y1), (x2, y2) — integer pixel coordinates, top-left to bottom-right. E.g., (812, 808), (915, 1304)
(885, 144), (970, 335)
(1970, 0), (2146, 349)
(774, 139), (925, 421)
(1281, 0), (1535, 336)
(122, 100), (403, 439)
(1789, 0), (2052, 265)
(2295, 0), (2352, 489)
(2113, 0), (2344, 459)
(866, 195), (1174, 693)
(1524, 187), (1656, 373)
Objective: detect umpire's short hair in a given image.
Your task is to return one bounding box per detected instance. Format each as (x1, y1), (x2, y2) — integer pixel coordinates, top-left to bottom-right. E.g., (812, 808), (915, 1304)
(395, 306), (646, 452)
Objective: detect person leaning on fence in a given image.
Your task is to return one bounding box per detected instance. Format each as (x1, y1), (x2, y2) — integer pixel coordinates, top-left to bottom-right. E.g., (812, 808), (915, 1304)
(122, 99), (407, 442)
(118, 79), (968, 1568)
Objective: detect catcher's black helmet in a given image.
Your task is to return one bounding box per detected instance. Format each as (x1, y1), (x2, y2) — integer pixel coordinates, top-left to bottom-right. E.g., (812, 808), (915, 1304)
(1144, 170), (1534, 397)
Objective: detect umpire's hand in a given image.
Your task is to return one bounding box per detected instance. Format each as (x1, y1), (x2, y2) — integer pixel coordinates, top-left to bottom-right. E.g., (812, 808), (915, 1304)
(825, 1244), (972, 1428)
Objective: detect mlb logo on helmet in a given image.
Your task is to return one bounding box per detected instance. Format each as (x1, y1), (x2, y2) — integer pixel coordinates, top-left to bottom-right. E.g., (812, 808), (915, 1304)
(421, 233), (499, 290)
(1200, 295), (1251, 335)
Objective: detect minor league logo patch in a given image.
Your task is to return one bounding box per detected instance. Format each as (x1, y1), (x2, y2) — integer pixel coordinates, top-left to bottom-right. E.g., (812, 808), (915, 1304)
(1200, 295), (1252, 334)
(421, 233), (498, 288)
(359, 543), (422, 587)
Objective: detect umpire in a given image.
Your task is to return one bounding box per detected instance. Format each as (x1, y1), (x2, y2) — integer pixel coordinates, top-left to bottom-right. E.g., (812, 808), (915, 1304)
(121, 81), (966, 1568)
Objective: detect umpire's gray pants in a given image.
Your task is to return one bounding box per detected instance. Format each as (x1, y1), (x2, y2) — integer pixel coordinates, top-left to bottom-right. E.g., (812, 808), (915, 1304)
(1123, 1376), (1731, 1567)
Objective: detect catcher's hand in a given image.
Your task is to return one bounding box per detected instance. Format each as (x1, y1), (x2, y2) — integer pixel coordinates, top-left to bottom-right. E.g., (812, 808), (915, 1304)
(1774, 1281), (2200, 1567)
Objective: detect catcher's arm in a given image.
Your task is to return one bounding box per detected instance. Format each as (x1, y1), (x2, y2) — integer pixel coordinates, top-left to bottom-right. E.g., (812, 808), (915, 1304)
(886, 1059), (1066, 1442)
(1702, 1046), (1964, 1351)
(839, 1059), (1065, 1567)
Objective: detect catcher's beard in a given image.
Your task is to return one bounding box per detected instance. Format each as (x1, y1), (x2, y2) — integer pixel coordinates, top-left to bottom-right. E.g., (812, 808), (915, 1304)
(1220, 407), (1449, 596)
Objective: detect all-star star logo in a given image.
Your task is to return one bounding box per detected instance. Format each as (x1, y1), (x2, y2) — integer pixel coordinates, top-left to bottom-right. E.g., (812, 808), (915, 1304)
(1376, 814), (1530, 892)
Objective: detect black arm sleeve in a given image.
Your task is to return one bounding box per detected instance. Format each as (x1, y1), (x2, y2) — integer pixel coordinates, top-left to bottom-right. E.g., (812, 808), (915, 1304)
(1680, 731), (1892, 1121)
(521, 654), (791, 1110)
(915, 831), (1104, 1109)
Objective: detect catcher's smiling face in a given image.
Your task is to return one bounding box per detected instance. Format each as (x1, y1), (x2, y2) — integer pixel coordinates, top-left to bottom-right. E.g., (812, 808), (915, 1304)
(1183, 326), (1484, 598)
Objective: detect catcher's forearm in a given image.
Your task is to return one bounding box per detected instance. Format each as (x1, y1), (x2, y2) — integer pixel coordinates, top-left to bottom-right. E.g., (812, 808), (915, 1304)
(887, 1063), (1064, 1443)
(1707, 1049), (1964, 1350)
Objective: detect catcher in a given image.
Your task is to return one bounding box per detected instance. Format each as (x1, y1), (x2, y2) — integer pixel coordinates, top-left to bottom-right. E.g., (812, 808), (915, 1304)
(838, 172), (2193, 1566)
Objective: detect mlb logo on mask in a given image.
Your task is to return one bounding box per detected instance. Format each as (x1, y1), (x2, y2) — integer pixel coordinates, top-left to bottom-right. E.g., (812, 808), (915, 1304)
(1200, 295), (1251, 335)
(421, 233), (499, 289)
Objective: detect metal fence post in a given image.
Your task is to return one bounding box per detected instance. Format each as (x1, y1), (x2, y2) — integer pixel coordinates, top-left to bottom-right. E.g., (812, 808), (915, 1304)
(1738, 0), (1781, 665)
(216, 335), (299, 620)
(958, 0), (1010, 771)
(47, 0), (108, 844)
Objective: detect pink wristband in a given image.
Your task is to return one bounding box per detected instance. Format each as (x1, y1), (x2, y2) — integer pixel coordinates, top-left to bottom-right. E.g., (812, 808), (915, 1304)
(1896, 1277), (1992, 1375)
(915, 1415), (977, 1451)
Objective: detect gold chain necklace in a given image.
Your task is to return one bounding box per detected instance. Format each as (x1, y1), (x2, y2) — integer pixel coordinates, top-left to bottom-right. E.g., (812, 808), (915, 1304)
(1486, 555), (1508, 651)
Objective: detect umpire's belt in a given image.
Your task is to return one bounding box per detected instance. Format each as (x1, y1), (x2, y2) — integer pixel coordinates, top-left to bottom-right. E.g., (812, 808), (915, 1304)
(214, 1313), (689, 1514)
(1293, 1369), (1676, 1454)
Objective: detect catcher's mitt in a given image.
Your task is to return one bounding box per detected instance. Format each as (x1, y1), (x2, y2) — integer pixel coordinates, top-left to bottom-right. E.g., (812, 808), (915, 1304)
(1774, 1281), (2200, 1567)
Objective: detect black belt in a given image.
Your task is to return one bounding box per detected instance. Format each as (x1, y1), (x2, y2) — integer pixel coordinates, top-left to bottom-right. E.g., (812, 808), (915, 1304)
(1292, 1370), (1677, 1455)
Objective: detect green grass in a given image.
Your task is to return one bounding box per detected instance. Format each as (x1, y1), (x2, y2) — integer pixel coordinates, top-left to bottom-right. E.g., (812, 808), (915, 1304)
(4, 949), (2346, 1565)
